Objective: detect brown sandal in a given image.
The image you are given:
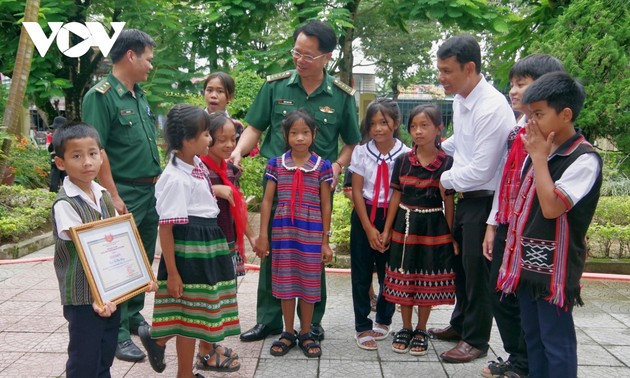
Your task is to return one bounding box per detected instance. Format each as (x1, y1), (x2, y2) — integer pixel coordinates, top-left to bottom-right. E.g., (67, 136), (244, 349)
(194, 349), (240, 372)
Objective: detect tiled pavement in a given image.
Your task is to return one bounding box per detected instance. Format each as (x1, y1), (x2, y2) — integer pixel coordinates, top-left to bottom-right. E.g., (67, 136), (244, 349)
(1, 244), (630, 377)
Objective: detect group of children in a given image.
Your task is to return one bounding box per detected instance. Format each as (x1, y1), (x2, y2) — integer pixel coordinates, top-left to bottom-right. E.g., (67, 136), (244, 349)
(53, 55), (600, 378)
(345, 54), (600, 378)
(53, 73), (253, 378)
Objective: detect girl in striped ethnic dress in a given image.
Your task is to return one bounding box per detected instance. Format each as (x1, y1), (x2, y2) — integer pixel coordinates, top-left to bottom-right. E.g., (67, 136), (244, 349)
(139, 104), (240, 377)
(381, 104), (457, 356)
(254, 109), (333, 358)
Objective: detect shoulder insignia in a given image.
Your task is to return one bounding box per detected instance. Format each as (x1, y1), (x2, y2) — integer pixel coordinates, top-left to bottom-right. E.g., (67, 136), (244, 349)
(333, 79), (356, 96)
(94, 80), (112, 94)
(266, 71), (292, 83)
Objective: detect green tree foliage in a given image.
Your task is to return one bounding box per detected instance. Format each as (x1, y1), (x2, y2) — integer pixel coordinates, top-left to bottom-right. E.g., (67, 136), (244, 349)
(0, 0), (285, 121)
(1, 0), (96, 122)
(356, 0), (440, 98)
(0, 0), (515, 126)
(164, 68), (264, 120)
(384, 0), (511, 33)
(489, 0), (572, 84)
(236, 1), (355, 77)
(228, 69), (265, 120)
(528, 0), (630, 152)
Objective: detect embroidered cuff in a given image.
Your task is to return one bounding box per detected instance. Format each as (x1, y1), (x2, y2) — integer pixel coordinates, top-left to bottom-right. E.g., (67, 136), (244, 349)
(554, 186), (573, 211)
(159, 217), (189, 225)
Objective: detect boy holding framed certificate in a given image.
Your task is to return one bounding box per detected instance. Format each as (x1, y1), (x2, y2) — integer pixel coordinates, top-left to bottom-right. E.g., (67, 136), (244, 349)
(51, 123), (156, 377)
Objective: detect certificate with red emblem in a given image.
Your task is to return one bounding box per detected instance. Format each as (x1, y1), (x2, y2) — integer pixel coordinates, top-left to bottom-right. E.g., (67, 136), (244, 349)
(70, 213), (155, 307)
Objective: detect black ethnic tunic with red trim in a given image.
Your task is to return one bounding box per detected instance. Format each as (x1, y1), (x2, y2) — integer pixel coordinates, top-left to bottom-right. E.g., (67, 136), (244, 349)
(497, 134), (602, 309)
(383, 148), (456, 307)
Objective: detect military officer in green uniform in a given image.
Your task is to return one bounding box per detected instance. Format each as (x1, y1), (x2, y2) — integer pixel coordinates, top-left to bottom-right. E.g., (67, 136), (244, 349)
(231, 20), (361, 343)
(82, 29), (160, 362)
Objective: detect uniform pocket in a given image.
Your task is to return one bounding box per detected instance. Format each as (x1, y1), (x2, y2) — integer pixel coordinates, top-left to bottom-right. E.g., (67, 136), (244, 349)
(117, 112), (143, 144)
(313, 108), (337, 128)
(273, 104), (297, 122)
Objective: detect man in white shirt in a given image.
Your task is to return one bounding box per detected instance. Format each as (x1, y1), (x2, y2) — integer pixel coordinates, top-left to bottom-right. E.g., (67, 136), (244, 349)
(429, 35), (515, 363)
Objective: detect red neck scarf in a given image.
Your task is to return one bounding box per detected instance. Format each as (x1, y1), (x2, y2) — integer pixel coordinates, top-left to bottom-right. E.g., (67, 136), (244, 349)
(496, 127), (527, 224)
(290, 168), (304, 224)
(370, 160), (389, 224)
(199, 155), (247, 262)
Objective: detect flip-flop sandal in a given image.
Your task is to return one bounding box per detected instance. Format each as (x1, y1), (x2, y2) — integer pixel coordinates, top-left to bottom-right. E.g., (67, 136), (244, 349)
(299, 332), (322, 358)
(355, 332), (377, 351)
(392, 328), (412, 354)
(372, 324), (391, 341)
(270, 331), (298, 357)
(194, 349), (240, 372)
(409, 329), (430, 356)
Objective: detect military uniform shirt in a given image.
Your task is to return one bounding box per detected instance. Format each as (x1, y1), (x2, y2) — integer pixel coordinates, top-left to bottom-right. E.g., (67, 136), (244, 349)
(82, 73), (161, 180)
(245, 69), (361, 161)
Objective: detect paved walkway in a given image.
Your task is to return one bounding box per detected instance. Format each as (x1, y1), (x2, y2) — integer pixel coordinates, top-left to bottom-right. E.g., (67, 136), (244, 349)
(1, 244), (630, 377)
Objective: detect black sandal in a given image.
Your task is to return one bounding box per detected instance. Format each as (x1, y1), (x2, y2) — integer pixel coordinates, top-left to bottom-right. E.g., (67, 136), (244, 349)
(409, 329), (430, 356)
(138, 325), (166, 373)
(270, 331), (298, 356)
(392, 328), (413, 354)
(194, 349), (240, 372)
(298, 331), (322, 358)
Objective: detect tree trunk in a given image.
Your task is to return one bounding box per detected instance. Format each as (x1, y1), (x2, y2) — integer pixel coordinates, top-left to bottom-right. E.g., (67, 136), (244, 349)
(0, 0), (41, 175)
(391, 78), (400, 100)
(337, 0), (361, 86)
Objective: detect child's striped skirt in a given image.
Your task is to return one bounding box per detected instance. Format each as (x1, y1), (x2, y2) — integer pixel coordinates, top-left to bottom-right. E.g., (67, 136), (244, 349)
(151, 216), (240, 342)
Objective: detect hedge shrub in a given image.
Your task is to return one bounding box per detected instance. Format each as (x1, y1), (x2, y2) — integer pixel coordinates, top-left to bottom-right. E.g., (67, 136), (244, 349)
(0, 186), (55, 243)
(588, 196), (630, 258)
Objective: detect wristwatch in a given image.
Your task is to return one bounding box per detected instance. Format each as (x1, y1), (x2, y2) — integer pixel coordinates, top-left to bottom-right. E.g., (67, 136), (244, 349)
(326, 230), (333, 237)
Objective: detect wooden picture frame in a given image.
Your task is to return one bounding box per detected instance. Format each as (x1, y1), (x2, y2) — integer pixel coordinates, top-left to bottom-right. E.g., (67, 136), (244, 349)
(69, 213), (155, 307)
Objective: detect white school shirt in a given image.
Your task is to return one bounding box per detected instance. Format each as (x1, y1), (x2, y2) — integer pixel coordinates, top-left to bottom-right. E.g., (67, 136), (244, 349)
(155, 155), (219, 224)
(348, 139), (410, 202)
(536, 149), (600, 211)
(441, 76), (515, 192)
(54, 177), (115, 241)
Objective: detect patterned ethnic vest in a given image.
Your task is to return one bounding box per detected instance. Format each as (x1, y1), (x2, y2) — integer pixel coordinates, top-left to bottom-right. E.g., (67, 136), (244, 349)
(498, 133), (602, 309)
(52, 188), (116, 305)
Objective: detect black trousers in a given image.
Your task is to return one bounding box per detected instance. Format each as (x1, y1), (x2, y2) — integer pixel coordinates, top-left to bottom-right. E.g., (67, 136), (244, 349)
(449, 196), (493, 351)
(63, 304), (120, 378)
(350, 205), (395, 333)
(491, 223), (528, 374)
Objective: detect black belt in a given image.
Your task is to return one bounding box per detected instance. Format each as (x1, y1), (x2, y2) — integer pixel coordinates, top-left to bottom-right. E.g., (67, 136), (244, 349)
(458, 190), (494, 199)
(118, 176), (160, 185)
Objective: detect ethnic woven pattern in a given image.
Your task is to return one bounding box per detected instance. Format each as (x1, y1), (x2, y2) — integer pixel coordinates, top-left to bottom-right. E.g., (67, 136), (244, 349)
(151, 217), (240, 342)
(384, 267), (456, 306)
(265, 152), (332, 303)
(521, 237), (556, 274)
(384, 150), (455, 307)
(152, 281), (240, 342)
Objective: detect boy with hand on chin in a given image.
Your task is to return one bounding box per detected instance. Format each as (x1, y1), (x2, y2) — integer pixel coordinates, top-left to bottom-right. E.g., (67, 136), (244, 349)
(481, 54), (565, 378)
(498, 71), (602, 378)
(51, 123), (156, 378)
